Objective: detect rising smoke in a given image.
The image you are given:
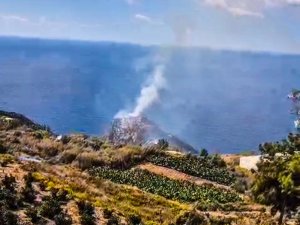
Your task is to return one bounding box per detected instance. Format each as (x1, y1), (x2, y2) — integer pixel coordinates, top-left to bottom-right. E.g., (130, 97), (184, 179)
(114, 14), (195, 119)
(115, 63), (166, 118)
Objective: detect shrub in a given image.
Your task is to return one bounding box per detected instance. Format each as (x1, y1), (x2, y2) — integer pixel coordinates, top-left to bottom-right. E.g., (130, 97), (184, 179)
(25, 207), (40, 223)
(21, 186), (35, 203)
(0, 142), (7, 154)
(0, 154), (14, 167)
(77, 201), (96, 225)
(89, 137), (103, 151)
(2, 175), (16, 192)
(54, 211), (72, 225)
(33, 130), (50, 140)
(175, 211), (207, 225)
(0, 206), (19, 225)
(199, 149), (208, 158)
(75, 151), (103, 170)
(103, 208), (113, 219)
(157, 139), (169, 150)
(60, 149), (80, 164)
(39, 198), (62, 219)
(232, 179), (248, 194)
(21, 173), (36, 203)
(61, 135), (71, 145)
(107, 215), (119, 225)
(128, 214), (142, 225)
(36, 139), (62, 158)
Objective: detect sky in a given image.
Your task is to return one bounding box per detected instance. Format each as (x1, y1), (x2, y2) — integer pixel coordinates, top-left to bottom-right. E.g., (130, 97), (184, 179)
(0, 0), (300, 54)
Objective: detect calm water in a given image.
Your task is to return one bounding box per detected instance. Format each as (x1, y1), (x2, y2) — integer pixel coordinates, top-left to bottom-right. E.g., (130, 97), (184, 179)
(0, 37), (299, 153)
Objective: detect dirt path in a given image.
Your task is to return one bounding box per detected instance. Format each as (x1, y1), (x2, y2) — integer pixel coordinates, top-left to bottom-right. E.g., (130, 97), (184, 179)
(137, 163), (232, 190)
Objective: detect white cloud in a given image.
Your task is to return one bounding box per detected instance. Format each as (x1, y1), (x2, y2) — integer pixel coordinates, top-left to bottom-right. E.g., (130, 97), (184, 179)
(203, 0), (300, 18)
(135, 14), (153, 23)
(0, 14), (29, 23)
(134, 13), (164, 25)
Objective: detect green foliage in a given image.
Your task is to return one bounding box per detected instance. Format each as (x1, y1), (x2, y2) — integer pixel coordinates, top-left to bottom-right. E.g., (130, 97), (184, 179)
(107, 215), (119, 225)
(77, 200), (96, 225)
(54, 211), (73, 225)
(25, 207), (40, 223)
(39, 197), (62, 219)
(128, 214), (142, 225)
(252, 133), (300, 224)
(157, 139), (169, 150)
(0, 175), (19, 210)
(0, 205), (19, 225)
(103, 208), (113, 219)
(146, 152), (235, 185)
(33, 129), (50, 139)
(199, 149), (208, 158)
(0, 141), (7, 154)
(90, 167), (241, 204)
(21, 173), (36, 203)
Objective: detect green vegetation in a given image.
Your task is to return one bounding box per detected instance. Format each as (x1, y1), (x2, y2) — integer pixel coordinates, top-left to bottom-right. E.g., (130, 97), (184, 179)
(90, 167), (241, 204)
(252, 133), (300, 225)
(77, 200), (96, 225)
(146, 152), (235, 185)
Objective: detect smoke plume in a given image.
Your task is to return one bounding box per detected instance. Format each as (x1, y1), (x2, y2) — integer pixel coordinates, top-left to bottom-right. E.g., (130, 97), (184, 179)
(115, 64), (166, 118)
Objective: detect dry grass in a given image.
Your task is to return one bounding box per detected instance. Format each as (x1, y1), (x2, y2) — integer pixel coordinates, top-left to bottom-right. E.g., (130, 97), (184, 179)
(30, 163), (190, 225)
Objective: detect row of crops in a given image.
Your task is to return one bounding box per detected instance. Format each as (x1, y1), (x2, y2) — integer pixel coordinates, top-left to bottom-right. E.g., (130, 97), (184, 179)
(145, 153), (235, 185)
(90, 167), (241, 204)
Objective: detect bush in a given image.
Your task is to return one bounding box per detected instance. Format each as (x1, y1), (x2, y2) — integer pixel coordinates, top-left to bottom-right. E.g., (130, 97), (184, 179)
(25, 207), (40, 223)
(89, 137), (103, 151)
(21, 186), (35, 203)
(21, 173), (36, 203)
(0, 142), (7, 154)
(39, 198), (62, 219)
(232, 179), (248, 194)
(2, 175), (16, 192)
(103, 208), (113, 219)
(157, 139), (169, 150)
(0, 206), (19, 225)
(107, 215), (119, 225)
(128, 214), (142, 225)
(75, 152), (103, 170)
(33, 130), (50, 140)
(77, 201), (96, 225)
(61, 135), (71, 145)
(175, 211), (207, 225)
(60, 149), (80, 164)
(199, 149), (208, 158)
(54, 211), (72, 225)
(36, 139), (62, 158)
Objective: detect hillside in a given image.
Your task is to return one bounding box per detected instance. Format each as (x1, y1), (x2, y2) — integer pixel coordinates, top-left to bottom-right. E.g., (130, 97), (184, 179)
(0, 110), (292, 225)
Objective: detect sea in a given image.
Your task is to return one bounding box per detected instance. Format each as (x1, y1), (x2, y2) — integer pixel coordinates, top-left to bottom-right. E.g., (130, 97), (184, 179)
(0, 36), (299, 153)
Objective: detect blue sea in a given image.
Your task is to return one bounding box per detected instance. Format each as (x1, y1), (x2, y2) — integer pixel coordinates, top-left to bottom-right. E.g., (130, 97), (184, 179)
(0, 37), (299, 153)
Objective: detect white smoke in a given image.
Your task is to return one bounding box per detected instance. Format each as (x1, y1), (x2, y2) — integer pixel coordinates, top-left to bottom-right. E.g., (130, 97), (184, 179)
(115, 64), (166, 118)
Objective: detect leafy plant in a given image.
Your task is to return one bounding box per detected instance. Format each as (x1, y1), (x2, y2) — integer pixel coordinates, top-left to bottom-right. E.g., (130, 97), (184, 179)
(54, 211), (72, 225)
(90, 167), (241, 204)
(252, 133), (300, 225)
(77, 200), (96, 225)
(146, 152), (235, 185)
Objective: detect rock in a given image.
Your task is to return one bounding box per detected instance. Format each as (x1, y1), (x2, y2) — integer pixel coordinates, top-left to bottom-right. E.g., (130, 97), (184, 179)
(109, 116), (197, 153)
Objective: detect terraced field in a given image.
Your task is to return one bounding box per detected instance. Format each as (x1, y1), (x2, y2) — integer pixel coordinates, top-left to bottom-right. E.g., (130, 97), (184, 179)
(90, 167), (241, 204)
(146, 152), (235, 185)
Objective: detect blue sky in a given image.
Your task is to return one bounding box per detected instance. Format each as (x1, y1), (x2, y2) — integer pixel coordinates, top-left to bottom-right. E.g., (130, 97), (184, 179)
(0, 0), (300, 53)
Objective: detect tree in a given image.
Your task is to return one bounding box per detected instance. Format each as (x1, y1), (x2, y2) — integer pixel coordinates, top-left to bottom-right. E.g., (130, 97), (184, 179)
(157, 139), (169, 150)
(252, 133), (300, 225)
(199, 149), (208, 158)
